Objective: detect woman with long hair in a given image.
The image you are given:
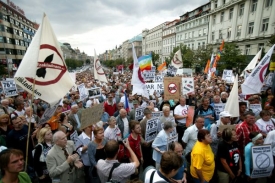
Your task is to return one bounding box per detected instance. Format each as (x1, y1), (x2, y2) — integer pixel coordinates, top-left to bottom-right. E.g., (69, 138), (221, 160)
(88, 126), (107, 183)
(0, 114), (12, 146)
(58, 113), (73, 139)
(33, 127), (53, 183)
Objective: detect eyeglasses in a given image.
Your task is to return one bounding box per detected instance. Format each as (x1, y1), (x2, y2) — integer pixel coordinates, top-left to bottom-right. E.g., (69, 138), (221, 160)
(118, 106), (123, 107)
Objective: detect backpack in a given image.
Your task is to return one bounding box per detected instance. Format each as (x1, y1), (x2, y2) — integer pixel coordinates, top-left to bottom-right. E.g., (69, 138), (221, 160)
(32, 143), (46, 162)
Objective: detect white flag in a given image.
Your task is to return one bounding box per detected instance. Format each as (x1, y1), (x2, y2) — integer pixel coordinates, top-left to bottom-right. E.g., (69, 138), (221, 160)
(171, 49), (183, 69)
(241, 45), (275, 95)
(224, 75), (239, 117)
(241, 49), (262, 77)
(131, 43), (149, 98)
(14, 14), (74, 105)
(94, 50), (108, 83)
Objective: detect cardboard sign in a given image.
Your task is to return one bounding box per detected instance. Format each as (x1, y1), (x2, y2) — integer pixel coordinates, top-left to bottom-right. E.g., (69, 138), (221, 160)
(88, 87), (101, 98)
(80, 103), (104, 129)
(218, 124), (236, 133)
(70, 130), (81, 145)
(167, 65), (177, 77)
(135, 107), (146, 120)
(251, 144), (274, 178)
(78, 83), (88, 101)
(213, 103), (226, 118)
(38, 99), (62, 126)
(249, 104), (262, 117)
(154, 75), (163, 82)
(164, 77), (181, 100)
(143, 70), (155, 81)
(1, 80), (18, 97)
(145, 118), (158, 142)
(182, 78), (194, 95)
(186, 106), (195, 127)
(167, 134), (178, 151)
(145, 83), (164, 96)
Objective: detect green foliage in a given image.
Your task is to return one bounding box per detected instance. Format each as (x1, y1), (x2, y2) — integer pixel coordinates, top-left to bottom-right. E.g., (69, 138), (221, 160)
(0, 65), (7, 76)
(85, 59), (91, 65)
(102, 58), (125, 68)
(65, 59), (84, 69)
(193, 44), (214, 68)
(151, 51), (160, 67)
(268, 34), (275, 45)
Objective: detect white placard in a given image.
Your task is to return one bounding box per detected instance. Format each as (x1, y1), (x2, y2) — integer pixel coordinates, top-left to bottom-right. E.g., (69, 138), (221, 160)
(143, 70), (155, 81)
(78, 83), (88, 101)
(152, 111), (163, 118)
(167, 134), (178, 151)
(145, 118), (159, 142)
(167, 65), (177, 77)
(154, 75), (163, 82)
(135, 107), (146, 120)
(251, 144), (274, 178)
(88, 87), (101, 98)
(70, 130), (81, 145)
(249, 104), (262, 117)
(182, 78), (194, 95)
(222, 70), (233, 83)
(145, 83), (164, 96)
(1, 79), (18, 97)
(113, 72), (119, 75)
(213, 103), (226, 118)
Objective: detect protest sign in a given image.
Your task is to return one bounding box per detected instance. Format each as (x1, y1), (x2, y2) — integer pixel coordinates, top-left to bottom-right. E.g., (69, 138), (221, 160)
(151, 66), (156, 71)
(251, 144), (274, 178)
(80, 103), (104, 129)
(186, 106), (195, 127)
(164, 77), (181, 100)
(38, 99), (62, 126)
(145, 118), (158, 142)
(135, 107), (146, 120)
(152, 111), (163, 118)
(182, 68), (193, 77)
(182, 78), (194, 95)
(167, 134), (178, 151)
(70, 130), (81, 145)
(113, 72), (119, 75)
(1, 79), (18, 97)
(154, 75), (163, 82)
(88, 87), (101, 98)
(145, 83), (164, 96)
(218, 124), (236, 133)
(78, 83), (88, 101)
(213, 103), (226, 118)
(249, 104), (262, 117)
(167, 65), (177, 77)
(143, 70), (155, 81)
(222, 70), (233, 83)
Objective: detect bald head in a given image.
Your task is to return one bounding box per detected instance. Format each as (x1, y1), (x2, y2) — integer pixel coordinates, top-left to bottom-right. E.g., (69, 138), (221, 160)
(119, 109), (127, 118)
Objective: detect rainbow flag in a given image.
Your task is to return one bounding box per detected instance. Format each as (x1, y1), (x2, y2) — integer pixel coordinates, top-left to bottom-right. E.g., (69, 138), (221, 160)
(138, 53), (152, 71)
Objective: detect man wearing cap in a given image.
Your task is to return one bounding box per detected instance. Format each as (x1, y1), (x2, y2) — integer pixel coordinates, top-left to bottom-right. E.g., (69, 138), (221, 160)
(129, 100), (139, 121)
(210, 111), (232, 155)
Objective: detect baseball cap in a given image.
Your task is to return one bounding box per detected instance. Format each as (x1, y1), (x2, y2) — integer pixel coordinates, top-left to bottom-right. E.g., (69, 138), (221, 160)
(133, 100), (138, 105)
(220, 111), (231, 118)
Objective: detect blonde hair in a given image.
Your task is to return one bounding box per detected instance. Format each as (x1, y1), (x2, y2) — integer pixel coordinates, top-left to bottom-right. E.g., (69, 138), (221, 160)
(38, 127), (52, 143)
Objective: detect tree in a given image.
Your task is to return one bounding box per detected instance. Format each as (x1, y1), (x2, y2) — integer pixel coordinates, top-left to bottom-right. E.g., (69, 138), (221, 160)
(85, 59), (91, 65)
(0, 65), (7, 76)
(193, 44), (214, 67)
(65, 59), (84, 69)
(151, 51), (160, 67)
(268, 33), (275, 45)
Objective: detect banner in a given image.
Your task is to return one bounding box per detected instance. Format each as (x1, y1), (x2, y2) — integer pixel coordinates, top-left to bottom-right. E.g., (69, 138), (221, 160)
(249, 104), (262, 117)
(186, 106), (195, 127)
(94, 50), (108, 83)
(164, 77), (181, 100)
(143, 70), (155, 81)
(167, 65), (177, 77)
(251, 145), (274, 178)
(171, 49), (183, 68)
(78, 83), (88, 101)
(224, 75), (239, 117)
(80, 103), (104, 129)
(1, 79), (18, 97)
(145, 118), (158, 142)
(145, 83), (164, 96)
(135, 107), (146, 120)
(182, 78), (194, 95)
(154, 75), (163, 82)
(38, 99), (62, 126)
(242, 45), (275, 94)
(88, 87), (101, 98)
(213, 103), (226, 118)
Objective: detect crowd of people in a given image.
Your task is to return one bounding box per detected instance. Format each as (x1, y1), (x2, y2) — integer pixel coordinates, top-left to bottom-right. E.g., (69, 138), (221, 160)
(0, 68), (275, 183)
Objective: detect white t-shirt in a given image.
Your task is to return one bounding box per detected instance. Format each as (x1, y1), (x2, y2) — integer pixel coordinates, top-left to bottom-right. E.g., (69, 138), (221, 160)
(14, 110), (25, 116)
(144, 169), (168, 183)
(122, 117), (129, 138)
(174, 105), (188, 124)
(104, 125), (121, 141)
(256, 118), (275, 134)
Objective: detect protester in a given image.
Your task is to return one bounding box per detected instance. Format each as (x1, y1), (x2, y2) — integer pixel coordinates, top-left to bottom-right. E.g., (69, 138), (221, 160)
(255, 110), (275, 137)
(0, 114), (12, 146)
(68, 104), (81, 134)
(59, 113), (73, 139)
(104, 116), (121, 141)
(116, 109), (130, 139)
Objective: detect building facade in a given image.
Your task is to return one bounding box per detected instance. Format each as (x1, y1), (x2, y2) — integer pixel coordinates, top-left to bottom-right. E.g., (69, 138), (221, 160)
(208, 0), (275, 55)
(162, 19), (179, 62)
(0, 0), (38, 74)
(175, 2), (211, 51)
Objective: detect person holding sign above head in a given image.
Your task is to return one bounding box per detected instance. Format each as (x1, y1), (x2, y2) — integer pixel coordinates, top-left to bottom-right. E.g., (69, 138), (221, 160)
(244, 132), (264, 183)
(216, 128), (242, 183)
(152, 121), (174, 170)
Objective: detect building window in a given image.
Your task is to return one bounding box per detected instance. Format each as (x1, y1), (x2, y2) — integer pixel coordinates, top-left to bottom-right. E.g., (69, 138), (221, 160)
(5, 37), (11, 44)
(223, 0), (226, 4)
(192, 44), (194, 50)
(248, 22), (254, 34)
(229, 8), (233, 19)
(198, 42), (201, 49)
(0, 36), (4, 43)
(192, 31), (194, 38)
(237, 25), (242, 36)
(258, 43), (264, 51)
(213, 15), (216, 24)
(185, 33), (187, 39)
(220, 12), (224, 22)
(227, 28), (232, 38)
(219, 30), (223, 39)
(199, 29), (202, 36)
(251, 0), (257, 12)
(262, 18), (269, 32)
(203, 28), (207, 35)
(214, 0), (218, 8)
(15, 39), (19, 45)
(245, 45), (250, 55)
(189, 32), (191, 38)
(265, 0), (273, 7)
(239, 4), (244, 16)
(202, 42), (205, 49)
(212, 32), (215, 41)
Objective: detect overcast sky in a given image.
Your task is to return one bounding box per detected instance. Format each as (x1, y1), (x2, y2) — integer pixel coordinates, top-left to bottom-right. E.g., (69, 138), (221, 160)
(11, 0), (209, 56)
